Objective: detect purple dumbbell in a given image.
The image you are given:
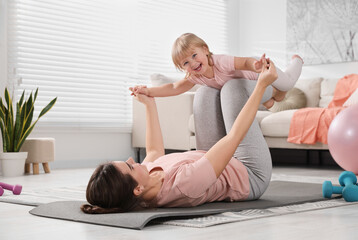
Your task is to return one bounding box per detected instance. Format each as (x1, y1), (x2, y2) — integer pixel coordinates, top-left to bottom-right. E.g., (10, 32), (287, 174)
(0, 182), (22, 195)
(0, 186), (3, 196)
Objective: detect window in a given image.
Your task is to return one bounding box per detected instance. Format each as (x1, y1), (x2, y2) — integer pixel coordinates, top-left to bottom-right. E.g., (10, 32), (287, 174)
(7, 0), (228, 130)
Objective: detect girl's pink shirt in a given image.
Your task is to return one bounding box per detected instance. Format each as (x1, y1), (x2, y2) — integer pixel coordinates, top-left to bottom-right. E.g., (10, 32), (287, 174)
(142, 150), (250, 207)
(188, 54), (258, 89)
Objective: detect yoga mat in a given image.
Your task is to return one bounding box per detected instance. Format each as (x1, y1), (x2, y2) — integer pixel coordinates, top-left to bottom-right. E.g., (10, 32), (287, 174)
(29, 181), (331, 230)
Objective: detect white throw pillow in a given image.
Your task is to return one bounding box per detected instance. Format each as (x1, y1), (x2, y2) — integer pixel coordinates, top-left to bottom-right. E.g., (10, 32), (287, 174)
(343, 88), (358, 107)
(319, 78), (339, 108)
(269, 88), (307, 113)
(150, 73), (201, 92)
(294, 77), (322, 108)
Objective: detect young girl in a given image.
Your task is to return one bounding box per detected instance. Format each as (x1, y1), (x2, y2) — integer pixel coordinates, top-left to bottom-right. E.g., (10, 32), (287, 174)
(82, 59), (277, 213)
(129, 33), (303, 108)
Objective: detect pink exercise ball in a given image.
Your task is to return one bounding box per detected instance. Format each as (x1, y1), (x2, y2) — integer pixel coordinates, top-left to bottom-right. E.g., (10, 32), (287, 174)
(328, 104), (358, 174)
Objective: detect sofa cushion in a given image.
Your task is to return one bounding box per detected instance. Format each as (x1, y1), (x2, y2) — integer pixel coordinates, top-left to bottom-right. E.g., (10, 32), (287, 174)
(256, 111), (272, 124)
(319, 78), (339, 108)
(269, 88), (306, 113)
(343, 88), (358, 107)
(294, 77), (322, 107)
(260, 110), (297, 137)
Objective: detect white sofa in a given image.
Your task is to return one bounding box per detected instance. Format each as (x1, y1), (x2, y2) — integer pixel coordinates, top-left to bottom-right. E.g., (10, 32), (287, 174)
(132, 76), (342, 152)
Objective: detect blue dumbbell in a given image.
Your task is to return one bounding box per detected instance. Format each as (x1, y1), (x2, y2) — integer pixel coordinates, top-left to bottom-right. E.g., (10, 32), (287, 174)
(342, 185), (358, 202)
(322, 181), (342, 198)
(322, 171), (357, 199)
(338, 171), (357, 188)
(339, 171), (358, 202)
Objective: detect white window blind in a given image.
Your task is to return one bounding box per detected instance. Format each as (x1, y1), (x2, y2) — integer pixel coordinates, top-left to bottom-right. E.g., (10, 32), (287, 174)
(7, 0), (228, 129)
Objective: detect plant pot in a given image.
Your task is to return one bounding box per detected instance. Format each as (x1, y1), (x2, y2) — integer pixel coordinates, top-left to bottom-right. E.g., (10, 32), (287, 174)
(0, 152), (28, 177)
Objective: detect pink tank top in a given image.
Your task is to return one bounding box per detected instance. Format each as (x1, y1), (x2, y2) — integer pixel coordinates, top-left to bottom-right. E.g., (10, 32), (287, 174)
(187, 54), (258, 89)
(143, 150), (250, 207)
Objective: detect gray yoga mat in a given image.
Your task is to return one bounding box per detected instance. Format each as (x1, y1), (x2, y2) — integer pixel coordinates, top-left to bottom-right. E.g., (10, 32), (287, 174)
(30, 181), (329, 230)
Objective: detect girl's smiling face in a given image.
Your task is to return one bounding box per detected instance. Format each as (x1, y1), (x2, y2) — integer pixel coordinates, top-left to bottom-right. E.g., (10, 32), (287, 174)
(180, 46), (210, 76)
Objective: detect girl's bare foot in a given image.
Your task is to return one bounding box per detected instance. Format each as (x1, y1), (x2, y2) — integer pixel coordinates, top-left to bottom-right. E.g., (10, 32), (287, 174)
(263, 98), (275, 109)
(292, 54), (304, 63)
(272, 87), (286, 102)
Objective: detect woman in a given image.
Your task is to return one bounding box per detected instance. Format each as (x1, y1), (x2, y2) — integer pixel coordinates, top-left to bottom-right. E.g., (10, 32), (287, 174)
(81, 59), (277, 214)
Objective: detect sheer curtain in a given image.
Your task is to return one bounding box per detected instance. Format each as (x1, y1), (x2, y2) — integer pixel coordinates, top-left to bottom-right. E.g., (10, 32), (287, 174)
(7, 0), (228, 130)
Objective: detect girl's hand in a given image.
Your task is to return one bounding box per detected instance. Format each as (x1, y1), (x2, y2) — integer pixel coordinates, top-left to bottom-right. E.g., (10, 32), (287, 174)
(129, 85), (149, 96)
(257, 58), (278, 87)
(253, 54), (266, 73)
(135, 93), (155, 105)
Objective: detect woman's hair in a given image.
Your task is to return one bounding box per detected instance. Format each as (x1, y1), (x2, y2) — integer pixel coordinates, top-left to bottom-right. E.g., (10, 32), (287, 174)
(172, 33), (214, 72)
(81, 162), (143, 214)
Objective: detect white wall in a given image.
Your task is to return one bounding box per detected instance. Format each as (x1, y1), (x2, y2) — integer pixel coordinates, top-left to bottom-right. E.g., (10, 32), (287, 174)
(227, 0), (241, 56)
(29, 128), (134, 169)
(237, 0), (358, 79)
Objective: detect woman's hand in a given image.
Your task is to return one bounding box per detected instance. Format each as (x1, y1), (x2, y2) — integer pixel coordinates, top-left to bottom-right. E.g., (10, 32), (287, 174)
(129, 85), (150, 96)
(253, 54), (266, 73)
(134, 93), (155, 105)
(257, 58), (278, 87)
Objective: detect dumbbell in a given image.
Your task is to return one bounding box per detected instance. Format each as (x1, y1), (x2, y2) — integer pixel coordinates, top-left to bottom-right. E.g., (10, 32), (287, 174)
(0, 182), (22, 195)
(0, 186), (3, 196)
(322, 180), (343, 198)
(322, 171), (355, 198)
(338, 171), (357, 188)
(339, 171), (358, 202)
(322, 171), (358, 202)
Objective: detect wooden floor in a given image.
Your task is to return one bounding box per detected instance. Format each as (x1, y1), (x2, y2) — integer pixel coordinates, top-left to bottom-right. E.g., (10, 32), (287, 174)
(1, 165), (358, 240)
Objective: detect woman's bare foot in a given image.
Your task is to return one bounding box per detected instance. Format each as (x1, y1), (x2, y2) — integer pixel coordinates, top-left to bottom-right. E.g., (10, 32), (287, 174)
(292, 54), (304, 63)
(263, 98), (275, 109)
(272, 87), (286, 102)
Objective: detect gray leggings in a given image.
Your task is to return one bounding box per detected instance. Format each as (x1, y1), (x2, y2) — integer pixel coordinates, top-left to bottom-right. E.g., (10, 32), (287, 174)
(193, 79), (273, 200)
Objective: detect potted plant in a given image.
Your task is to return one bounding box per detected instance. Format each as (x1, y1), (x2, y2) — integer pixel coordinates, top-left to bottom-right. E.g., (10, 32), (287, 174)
(0, 88), (57, 177)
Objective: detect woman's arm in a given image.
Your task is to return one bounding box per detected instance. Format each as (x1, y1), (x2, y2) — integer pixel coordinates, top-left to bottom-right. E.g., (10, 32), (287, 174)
(205, 60), (277, 178)
(130, 78), (195, 97)
(134, 94), (165, 163)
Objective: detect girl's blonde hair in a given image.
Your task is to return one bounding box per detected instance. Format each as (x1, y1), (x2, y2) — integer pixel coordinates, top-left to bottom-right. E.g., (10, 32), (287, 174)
(172, 33), (213, 72)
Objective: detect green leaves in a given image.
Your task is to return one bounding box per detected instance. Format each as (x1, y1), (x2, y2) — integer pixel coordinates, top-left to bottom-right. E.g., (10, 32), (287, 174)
(0, 88), (57, 152)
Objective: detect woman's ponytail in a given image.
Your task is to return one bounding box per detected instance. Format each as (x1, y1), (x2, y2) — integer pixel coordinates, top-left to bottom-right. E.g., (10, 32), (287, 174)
(80, 204), (122, 214)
